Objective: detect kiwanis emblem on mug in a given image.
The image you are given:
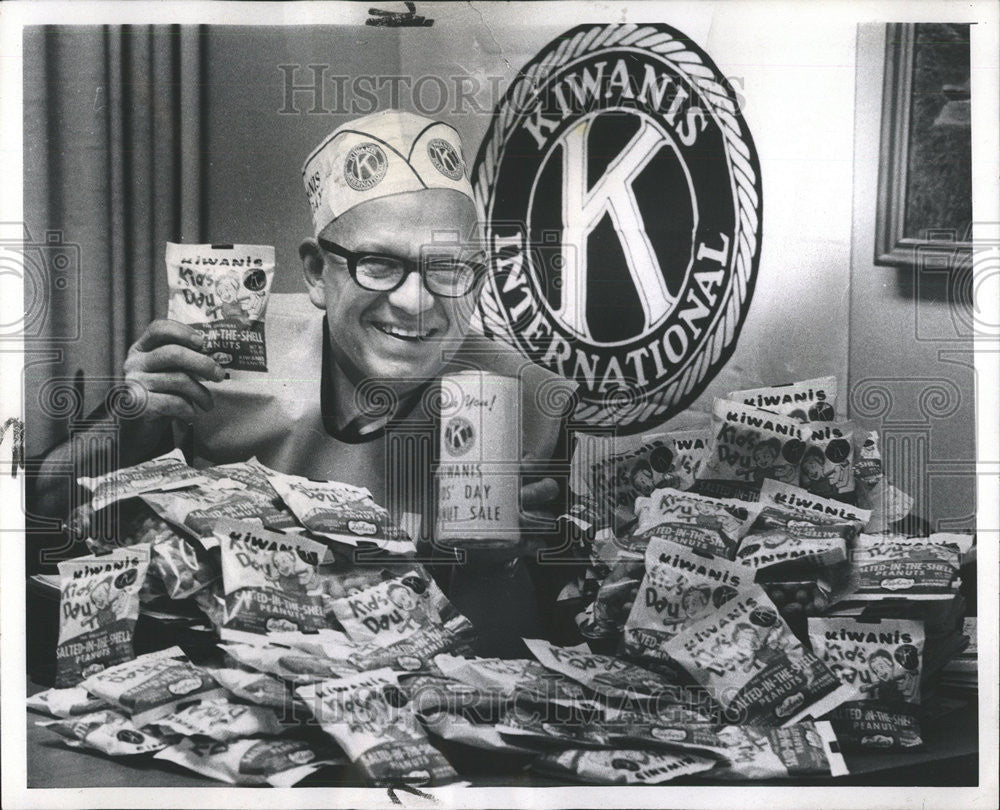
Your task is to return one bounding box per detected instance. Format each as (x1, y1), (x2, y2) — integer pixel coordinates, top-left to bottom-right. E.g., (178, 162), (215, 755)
(344, 142), (388, 191)
(473, 24), (763, 433)
(443, 416), (475, 457)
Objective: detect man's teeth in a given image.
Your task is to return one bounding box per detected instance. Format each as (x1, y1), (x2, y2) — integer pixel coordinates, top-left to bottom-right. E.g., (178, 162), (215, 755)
(374, 323), (435, 340)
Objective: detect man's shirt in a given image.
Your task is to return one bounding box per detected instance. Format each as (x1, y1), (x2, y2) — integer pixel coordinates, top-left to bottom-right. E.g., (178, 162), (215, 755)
(189, 293), (574, 541)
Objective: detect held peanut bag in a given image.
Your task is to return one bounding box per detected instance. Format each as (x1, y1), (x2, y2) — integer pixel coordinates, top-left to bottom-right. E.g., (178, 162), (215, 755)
(166, 242), (275, 372)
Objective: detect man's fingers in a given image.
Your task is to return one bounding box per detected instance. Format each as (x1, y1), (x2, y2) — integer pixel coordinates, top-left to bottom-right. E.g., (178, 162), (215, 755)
(138, 344), (226, 381)
(521, 477), (560, 510)
(133, 319), (206, 353)
(130, 371), (214, 412)
(66, 503), (94, 540)
(145, 392), (198, 423)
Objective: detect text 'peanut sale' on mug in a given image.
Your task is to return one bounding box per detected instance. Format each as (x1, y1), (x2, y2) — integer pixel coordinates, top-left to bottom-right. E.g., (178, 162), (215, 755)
(435, 371), (521, 549)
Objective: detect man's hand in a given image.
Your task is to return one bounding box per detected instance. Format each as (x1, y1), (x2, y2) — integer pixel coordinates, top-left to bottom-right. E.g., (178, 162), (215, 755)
(520, 477), (560, 520)
(122, 320), (227, 422)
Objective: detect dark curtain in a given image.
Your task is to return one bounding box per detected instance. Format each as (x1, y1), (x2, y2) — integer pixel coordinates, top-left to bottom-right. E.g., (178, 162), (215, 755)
(23, 25), (204, 457)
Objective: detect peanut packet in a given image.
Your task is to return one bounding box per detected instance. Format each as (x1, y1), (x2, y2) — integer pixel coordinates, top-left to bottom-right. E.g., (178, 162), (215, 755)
(434, 654), (604, 713)
(497, 703), (710, 748)
(532, 748), (716, 785)
(582, 551), (645, 640)
(622, 538), (749, 662)
(800, 421), (856, 500)
(693, 721), (847, 779)
(268, 471), (415, 554)
(758, 479), (871, 525)
(297, 668), (459, 786)
(848, 537), (961, 600)
(523, 638), (694, 708)
(398, 673), (506, 717)
(345, 615), (476, 673)
(142, 459), (300, 540)
(874, 532), (976, 567)
(204, 667), (294, 711)
(219, 641), (357, 685)
(37, 708), (169, 756)
(330, 568), (453, 645)
(55, 545), (150, 687)
(148, 533), (219, 599)
(664, 587), (856, 726)
(155, 697), (285, 741)
(80, 646), (225, 726)
(79, 448), (209, 512)
(421, 709), (538, 754)
(697, 400), (807, 489)
(604, 719), (846, 779)
(735, 512), (852, 576)
(582, 429), (710, 521)
(155, 736), (341, 786)
(728, 375), (838, 422)
(808, 616), (924, 749)
(166, 242), (275, 372)
(28, 686), (107, 718)
(221, 626), (357, 660)
(215, 519), (329, 634)
(630, 488), (759, 558)
(142, 489), (290, 545)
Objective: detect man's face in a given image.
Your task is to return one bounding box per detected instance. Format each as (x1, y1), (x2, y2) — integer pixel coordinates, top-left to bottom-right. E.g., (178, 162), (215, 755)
(303, 190), (481, 390)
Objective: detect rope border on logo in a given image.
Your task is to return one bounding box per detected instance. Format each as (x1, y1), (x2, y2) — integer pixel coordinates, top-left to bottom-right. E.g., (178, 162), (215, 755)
(472, 23), (763, 432)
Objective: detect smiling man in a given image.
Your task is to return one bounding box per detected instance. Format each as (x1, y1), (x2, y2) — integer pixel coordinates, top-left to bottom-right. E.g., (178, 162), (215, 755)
(33, 110), (576, 654)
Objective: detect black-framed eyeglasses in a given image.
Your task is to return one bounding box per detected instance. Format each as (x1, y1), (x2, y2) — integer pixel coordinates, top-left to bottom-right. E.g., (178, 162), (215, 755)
(318, 237), (485, 298)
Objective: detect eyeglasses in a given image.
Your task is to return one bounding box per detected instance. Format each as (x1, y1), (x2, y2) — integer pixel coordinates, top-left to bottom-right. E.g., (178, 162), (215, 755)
(318, 238), (485, 298)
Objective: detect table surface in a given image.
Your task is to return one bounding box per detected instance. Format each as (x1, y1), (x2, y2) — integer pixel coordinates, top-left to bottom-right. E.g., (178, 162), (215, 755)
(25, 683), (979, 790)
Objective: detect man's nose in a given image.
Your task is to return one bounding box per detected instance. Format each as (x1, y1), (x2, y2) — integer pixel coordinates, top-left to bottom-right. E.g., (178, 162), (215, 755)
(387, 268), (435, 314)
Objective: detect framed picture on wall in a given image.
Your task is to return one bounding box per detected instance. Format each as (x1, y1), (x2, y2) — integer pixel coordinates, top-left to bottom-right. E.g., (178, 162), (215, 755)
(875, 22), (972, 268)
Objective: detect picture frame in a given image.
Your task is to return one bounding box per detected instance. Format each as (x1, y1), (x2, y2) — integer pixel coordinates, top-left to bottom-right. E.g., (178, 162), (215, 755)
(875, 23), (973, 268)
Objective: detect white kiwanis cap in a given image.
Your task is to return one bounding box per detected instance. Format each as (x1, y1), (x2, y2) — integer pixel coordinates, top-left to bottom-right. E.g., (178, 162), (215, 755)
(302, 109), (476, 235)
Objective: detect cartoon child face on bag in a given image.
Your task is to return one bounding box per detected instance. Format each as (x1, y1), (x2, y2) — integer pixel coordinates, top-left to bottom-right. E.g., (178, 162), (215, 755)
(680, 585), (713, 620)
(88, 576), (121, 627)
(751, 439), (781, 479)
(630, 460), (656, 497)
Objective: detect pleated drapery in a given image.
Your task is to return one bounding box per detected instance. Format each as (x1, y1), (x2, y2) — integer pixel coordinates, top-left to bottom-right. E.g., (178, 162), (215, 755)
(23, 25), (203, 456)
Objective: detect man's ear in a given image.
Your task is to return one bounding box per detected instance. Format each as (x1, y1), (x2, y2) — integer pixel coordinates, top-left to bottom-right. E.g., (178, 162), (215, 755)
(300, 238), (327, 310)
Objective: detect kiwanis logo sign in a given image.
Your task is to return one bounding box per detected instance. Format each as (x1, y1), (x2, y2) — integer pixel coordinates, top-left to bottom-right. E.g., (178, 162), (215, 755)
(473, 24), (762, 433)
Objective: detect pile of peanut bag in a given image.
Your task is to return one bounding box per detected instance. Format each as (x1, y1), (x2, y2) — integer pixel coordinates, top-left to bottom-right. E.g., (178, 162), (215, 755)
(28, 375), (975, 787)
